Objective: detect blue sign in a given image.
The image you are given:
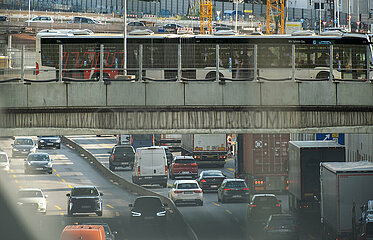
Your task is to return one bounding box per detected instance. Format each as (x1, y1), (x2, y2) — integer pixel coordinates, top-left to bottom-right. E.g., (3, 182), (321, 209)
(316, 133), (345, 145)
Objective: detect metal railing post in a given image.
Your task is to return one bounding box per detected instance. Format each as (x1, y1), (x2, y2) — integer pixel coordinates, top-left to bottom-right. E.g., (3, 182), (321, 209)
(100, 44), (104, 82)
(177, 43), (182, 82)
(292, 44), (295, 81)
(59, 44), (63, 82)
(21, 45), (24, 83)
(254, 44), (258, 82)
(329, 45), (333, 81)
(216, 44), (220, 82)
(139, 44), (143, 82)
(366, 45), (370, 82)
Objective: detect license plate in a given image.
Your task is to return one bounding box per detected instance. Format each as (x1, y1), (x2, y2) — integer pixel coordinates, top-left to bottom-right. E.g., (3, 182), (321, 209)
(144, 177), (152, 179)
(207, 156), (214, 158)
(184, 191), (193, 194)
(81, 205), (91, 209)
(211, 185), (218, 188)
(36, 168), (44, 170)
(181, 171), (190, 174)
(47, 143), (53, 145)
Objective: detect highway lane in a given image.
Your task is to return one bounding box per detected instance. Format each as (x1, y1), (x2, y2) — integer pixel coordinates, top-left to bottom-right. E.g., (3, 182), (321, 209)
(0, 137), (190, 240)
(67, 135), (321, 240)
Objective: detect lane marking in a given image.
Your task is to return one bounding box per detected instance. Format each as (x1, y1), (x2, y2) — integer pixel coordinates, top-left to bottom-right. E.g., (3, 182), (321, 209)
(55, 205), (62, 210)
(14, 179), (18, 184)
(68, 185), (73, 189)
(10, 169), (14, 173)
(212, 202), (221, 207)
(106, 204), (114, 209)
(56, 173), (60, 177)
(12, 174), (16, 178)
(227, 168), (235, 172)
(61, 179), (66, 183)
(225, 209), (232, 215)
(60, 213), (64, 216)
(53, 169), (57, 172)
(168, 183), (172, 187)
(308, 234), (316, 240)
(19, 186), (23, 189)
(115, 212), (120, 217)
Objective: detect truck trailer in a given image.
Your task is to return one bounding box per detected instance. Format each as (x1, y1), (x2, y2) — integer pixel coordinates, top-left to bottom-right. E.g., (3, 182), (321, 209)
(320, 161), (373, 240)
(288, 141), (345, 211)
(155, 134), (182, 151)
(181, 134), (227, 167)
(236, 134), (290, 193)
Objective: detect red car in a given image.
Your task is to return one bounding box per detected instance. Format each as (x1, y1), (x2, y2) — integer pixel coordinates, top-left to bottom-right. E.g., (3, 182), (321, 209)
(169, 156), (198, 180)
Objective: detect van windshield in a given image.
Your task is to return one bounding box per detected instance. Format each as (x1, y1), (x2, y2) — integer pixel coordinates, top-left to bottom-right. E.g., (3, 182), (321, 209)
(71, 188), (98, 196)
(0, 154), (7, 162)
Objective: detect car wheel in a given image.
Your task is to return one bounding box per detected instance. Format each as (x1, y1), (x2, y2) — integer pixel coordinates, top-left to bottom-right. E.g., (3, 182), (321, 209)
(67, 209), (73, 217)
(97, 211), (103, 216)
(57, 144), (61, 149)
(109, 163), (115, 171)
(49, 170), (53, 174)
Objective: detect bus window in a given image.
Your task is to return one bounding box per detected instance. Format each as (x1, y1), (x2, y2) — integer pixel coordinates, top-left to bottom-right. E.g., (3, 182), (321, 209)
(258, 45), (291, 68)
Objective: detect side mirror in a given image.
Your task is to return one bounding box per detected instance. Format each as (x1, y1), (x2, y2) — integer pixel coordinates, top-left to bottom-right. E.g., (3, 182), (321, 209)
(100, 192), (104, 196)
(66, 193), (70, 197)
(45, 195), (48, 198)
(128, 203), (133, 208)
(163, 203), (168, 207)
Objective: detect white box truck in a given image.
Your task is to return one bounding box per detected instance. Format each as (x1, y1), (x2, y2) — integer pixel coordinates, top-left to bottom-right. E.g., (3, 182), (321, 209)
(320, 161), (373, 240)
(181, 134), (227, 167)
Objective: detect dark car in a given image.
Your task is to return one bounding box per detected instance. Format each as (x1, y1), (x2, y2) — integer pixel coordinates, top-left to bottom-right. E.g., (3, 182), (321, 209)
(128, 21), (145, 27)
(159, 23), (183, 33)
(197, 170), (226, 191)
(37, 136), (61, 149)
(169, 156), (198, 179)
(83, 222), (117, 240)
(129, 196), (167, 228)
(161, 146), (173, 166)
(264, 214), (299, 240)
(24, 153), (53, 174)
(108, 144), (135, 171)
(247, 194), (282, 222)
(66, 186), (103, 216)
(12, 137), (36, 157)
(0, 16), (9, 22)
(217, 179), (250, 203)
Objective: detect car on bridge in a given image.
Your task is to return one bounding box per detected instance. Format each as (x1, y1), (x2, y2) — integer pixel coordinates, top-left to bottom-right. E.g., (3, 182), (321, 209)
(17, 188), (47, 215)
(66, 186), (104, 217)
(25, 16), (54, 23)
(24, 152), (53, 174)
(168, 179), (203, 206)
(12, 137), (36, 158)
(68, 16), (102, 24)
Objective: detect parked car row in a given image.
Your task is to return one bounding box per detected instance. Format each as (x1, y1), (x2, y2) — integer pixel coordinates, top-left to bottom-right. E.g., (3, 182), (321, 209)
(23, 16), (103, 24)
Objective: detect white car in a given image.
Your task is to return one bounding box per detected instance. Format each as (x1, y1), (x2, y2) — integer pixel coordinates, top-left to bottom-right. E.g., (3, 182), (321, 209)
(168, 180), (203, 206)
(0, 151), (10, 171)
(25, 16), (54, 23)
(17, 188), (48, 214)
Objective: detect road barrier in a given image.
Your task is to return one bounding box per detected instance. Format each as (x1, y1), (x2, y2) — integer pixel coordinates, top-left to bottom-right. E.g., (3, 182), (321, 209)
(61, 136), (198, 240)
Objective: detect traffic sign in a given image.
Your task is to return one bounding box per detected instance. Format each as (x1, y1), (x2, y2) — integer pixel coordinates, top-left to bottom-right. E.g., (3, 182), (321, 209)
(357, 21), (361, 26)
(316, 133), (345, 145)
(323, 21), (327, 26)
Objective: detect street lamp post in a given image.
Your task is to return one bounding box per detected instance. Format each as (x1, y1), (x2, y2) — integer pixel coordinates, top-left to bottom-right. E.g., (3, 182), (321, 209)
(28, 0), (31, 26)
(124, 0), (127, 75)
(234, 0), (243, 32)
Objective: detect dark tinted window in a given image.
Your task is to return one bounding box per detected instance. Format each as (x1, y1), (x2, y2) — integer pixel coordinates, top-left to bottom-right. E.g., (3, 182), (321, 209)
(253, 196), (278, 205)
(114, 147), (134, 155)
(18, 190), (43, 198)
(0, 154), (7, 162)
(175, 159), (195, 164)
(132, 134), (153, 141)
(269, 216), (296, 227)
(367, 222), (373, 236)
(28, 154), (50, 162)
(177, 183), (199, 189)
(134, 197), (163, 212)
(226, 181), (246, 188)
(202, 171), (224, 177)
(71, 187), (99, 196)
(14, 139), (33, 145)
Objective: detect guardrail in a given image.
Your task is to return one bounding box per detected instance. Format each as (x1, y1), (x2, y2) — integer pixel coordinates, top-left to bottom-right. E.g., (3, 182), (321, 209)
(61, 136), (198, 240)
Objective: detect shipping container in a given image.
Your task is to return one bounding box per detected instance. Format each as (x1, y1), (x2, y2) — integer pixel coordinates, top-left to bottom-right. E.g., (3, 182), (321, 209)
(236, 134), (290, 193)
(288, 141), (345, 212)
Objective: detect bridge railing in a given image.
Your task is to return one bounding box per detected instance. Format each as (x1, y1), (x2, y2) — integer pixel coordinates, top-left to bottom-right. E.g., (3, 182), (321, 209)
(0, 42), (371, 83)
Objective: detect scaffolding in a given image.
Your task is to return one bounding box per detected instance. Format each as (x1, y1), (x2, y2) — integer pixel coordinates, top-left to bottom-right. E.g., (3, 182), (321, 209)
(266, 0), (285, 34)
(200, 0), (213, 34)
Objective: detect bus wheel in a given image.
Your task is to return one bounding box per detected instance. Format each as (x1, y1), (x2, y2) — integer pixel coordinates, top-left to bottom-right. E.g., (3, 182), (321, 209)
(316, 71), (330, 80)
(205, 71), (224, 80)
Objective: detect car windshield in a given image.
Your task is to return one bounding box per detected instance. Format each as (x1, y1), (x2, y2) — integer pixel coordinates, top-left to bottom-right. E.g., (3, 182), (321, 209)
(175, 159), (195, 164)
(203, 171), (223, 177)
(18, 190), (43, 198)
(254, 196), (278, 205)
(28, 154), (49, 162)
(177, 183), (199, 189)
(40, 136), (58, 138)
(134, 197), (163, 211)
(71, 188), (98, 196)
(114, 147), (134, 155)
(14, 139), (33, 145)
(226, 181), (246, 188)
(0, 154), (7, 162)
(269, 217), (296, 227)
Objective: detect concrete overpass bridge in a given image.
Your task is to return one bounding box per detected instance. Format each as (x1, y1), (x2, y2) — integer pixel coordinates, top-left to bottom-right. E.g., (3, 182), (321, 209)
(0, 81), (372, 136)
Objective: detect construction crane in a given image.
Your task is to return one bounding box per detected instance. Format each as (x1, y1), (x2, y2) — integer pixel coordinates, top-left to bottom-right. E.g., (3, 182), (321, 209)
(266, 0), (285, 34)
(199, 0), (213, 34)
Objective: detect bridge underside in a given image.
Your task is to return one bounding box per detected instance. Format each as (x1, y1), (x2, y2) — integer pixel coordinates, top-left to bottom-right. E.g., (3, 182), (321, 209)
(1, 106), (373, 136)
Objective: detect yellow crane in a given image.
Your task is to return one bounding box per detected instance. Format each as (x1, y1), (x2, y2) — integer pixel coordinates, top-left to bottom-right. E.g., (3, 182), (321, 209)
(200, 0), (213, 34)
(266, 0), (285, 34)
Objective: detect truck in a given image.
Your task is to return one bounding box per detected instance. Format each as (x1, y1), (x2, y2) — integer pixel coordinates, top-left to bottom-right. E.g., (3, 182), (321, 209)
(288, 141), (345, 212)
(155, 134), (182, 151)
(181, 134), (227, 167)
(236, 134), (290, 193)
(320, 162), (373, 240)
(116, 134), (131, 145)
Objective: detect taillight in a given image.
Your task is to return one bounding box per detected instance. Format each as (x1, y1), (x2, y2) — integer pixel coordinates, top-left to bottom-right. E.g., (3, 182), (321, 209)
(137, 166), (140, 174)
(251, 204), (256, 207)
(224, 188), (231, 191)
(35, 62), (39, 75)
(111, 154), (115, 160)
(201, 179), (206, 183)
(194, 190), (202, 193)
(242, 188), (249, 191)
(174, 190), (182, 194)
(219, 156), (226, 159)
(194, 155), (200, 159)
(276, 203), (281, 207)
(192, 163), (197, 166)
(165, 165), (168, 173)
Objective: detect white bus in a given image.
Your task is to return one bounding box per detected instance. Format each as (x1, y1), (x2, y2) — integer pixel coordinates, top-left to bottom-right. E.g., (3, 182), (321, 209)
(35, 29), (372, 81)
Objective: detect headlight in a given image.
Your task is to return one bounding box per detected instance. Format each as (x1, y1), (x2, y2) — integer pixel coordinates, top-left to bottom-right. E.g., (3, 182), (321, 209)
(156, 211), (166, 217)
(131, 211), (141, 217)
(17, 202), (23, 206)
(69, 202), (73, 210)
(56, 139), (61, 143)
(47, 162), (52, 167)
(13, 148), (19, 152)
(39, 140), (45, 143)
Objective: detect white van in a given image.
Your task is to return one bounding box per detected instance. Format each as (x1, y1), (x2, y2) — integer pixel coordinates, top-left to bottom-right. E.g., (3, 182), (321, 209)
(132, 146), (168, 188)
